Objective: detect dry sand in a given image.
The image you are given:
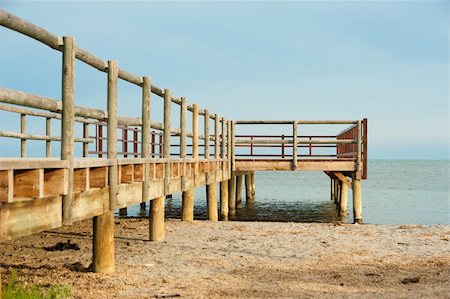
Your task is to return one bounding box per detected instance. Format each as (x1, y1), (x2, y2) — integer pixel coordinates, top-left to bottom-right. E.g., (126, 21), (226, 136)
(1, 218), (449, 298)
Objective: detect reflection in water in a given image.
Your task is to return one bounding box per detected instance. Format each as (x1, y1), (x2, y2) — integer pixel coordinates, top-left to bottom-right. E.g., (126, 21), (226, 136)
(163, 198), (342, 223)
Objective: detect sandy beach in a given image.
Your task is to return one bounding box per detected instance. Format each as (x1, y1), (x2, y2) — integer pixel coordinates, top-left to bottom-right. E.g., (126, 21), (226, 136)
(1, 218), (449, 298)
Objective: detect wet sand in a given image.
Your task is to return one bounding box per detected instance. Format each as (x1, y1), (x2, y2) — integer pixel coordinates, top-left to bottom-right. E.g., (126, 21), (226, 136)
(1, 218), (449, 298)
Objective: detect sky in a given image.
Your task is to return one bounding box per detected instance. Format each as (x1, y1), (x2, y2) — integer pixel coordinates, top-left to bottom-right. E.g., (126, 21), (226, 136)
(0, 1), (448, 159)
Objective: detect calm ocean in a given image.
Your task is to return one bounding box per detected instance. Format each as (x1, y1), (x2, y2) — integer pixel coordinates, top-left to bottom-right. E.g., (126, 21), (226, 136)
(123, 160), (449, 225)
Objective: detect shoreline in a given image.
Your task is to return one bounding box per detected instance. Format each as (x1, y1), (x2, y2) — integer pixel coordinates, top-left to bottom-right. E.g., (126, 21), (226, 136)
(1, 218), (449, 298)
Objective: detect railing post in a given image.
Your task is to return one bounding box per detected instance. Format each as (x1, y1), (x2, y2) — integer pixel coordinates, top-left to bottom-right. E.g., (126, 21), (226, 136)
(141, 77), (151, 211)
(180, 97), (187, 191)
(20, 113), (26, 157)
(46, 117), (52, 157)
(151, 132), (156, 158)
(228, 120), (235, 215)
(281, 134), (285, 158)
(93, 60), (117, 275)
(214, 114), (220, 159)
(205, 110), (217, 220)
(309, 136), (312, 156)
(150, 88), (170, 241)
(356, 120), (362, 179)
(220, 117), (228, 220)
(61, 36), (75, 226)
(250, 136), (254, 156)
(292, 121), (297, 169)
(119, 125), (128, 216)
(182, 103), (197, 222)
(82, 122), (88, 157)
(204, 110), (210, 159)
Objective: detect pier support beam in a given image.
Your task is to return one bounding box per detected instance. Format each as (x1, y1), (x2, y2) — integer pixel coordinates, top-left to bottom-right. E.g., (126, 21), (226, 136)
(352, 174), (363, 224)
(92, 211), (115, 274)
(150, 196), (165, 241)
(228, 173), (236, 215)
(206, 183), (218, 221)
(235, 175), (243, 208)
(245, 172), (255, 204)
(339, 182), (348, 217)
(182, 189), (194, 222)
(220, 180), (229, 220)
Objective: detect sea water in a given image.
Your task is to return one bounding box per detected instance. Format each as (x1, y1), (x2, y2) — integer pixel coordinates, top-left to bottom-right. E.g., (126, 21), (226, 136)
(123, 160), (449, 225)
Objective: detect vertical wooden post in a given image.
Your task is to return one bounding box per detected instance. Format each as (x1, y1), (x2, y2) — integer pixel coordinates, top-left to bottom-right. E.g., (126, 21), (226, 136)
(82, 122), (88, 157)
(293, 121), (298, 169)
(339, 181), (348, 217)
(356, 120), (363, 180)
(150, 88), (170, 241)
(180, 97), (187, 191)
(204, 110), (210, 159)
(352, 173), (363, 224)
(214, 114), (219, 159)
(214, 114), (220, 183)
(231, 121), (235, 171)
(206, 113), (219, 221)
(206, 183), (218, 221)
(330, 178), (335, 201)
(163, 88), (171, 192)
(245, 173), (253, 204)
(228, 173), (236, 215)
(61, 36), (75, 226)
(46, 117), (52, 157)
(220, 118), (228, 220)
(20, 113), (26, 157)
(106, 60), (118, 211)
(150, 196), (165, 241)
(250, 172), (256, 199)
(220, 180), (229, 221)
(235, 175), (243, 208)
(182, 103), (197, 222)
(141, 77), (151, 211)
(119, 126), (128, 216)
(92, 60), (117, 275)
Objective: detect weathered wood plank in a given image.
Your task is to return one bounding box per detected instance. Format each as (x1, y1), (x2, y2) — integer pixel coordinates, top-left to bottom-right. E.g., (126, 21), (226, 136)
(0, 195), (62, 241)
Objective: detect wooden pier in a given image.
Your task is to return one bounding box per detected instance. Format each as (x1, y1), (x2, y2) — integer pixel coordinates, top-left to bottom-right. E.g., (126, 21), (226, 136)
(0, 8), (367, 288)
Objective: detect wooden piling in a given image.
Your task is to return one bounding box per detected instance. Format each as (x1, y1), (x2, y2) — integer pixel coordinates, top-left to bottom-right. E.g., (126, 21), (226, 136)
(92, 210), (115, 274)
(61, 36), (75, 226)
(235, 175), (243, 208)
(92, 60), (118, 275)
(339, 181), (348, 217)
(250, 172), (255, 199)
(141, 77), (151, 212)
(206, 183), (218, 221)
(182, 104), (197, 221)
(245, 173), (253, 204)
(163, 89), (171, 194)
(220, 180), (229, 220)
(228, 173), (236, 215)
(150, 196), (165, 241)
(352, 173), (363, 224)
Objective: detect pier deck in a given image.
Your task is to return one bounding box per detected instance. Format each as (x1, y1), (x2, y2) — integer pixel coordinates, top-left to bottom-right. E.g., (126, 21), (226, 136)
(0, 8), (367, 288)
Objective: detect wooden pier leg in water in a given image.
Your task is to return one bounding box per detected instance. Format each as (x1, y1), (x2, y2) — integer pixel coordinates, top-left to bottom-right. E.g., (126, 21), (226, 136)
(339, 182), (348, 217)
(250, 172), (256, 199)
(140, 202), (146, 210)
(352, 174), (363, 224)
(235, 175), (243, 208)
(245, 174), (253, 205)
(228, 174), (236, 215)
(150, 196), (165, 241)
(206, 183), (218, 221)
(182, 189), (194, 222)
(119, 208), (127, 216)
(220, 181), (229, 220)
(330, 179), (335, 201)
(92, 211), (115, 274)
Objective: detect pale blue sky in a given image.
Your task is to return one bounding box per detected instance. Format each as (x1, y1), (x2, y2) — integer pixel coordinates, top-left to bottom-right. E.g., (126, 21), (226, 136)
(0, 1), (448, 159)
